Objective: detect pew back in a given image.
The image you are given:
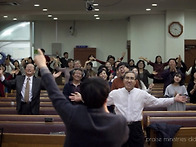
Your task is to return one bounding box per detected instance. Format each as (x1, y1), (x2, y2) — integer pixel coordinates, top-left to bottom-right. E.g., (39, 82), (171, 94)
(2, 133), (65, 147)
(0, 107), (58, 115)
(147, 116), (196, 127)
(0, 121), (65, 134)
(0, 114), (62, 122)
(143, 111), (196, 130)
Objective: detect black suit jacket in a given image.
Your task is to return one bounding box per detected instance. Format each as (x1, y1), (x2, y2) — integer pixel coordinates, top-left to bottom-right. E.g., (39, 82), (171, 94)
(41, 70), (129, 147)
(2, 75), (42, 114)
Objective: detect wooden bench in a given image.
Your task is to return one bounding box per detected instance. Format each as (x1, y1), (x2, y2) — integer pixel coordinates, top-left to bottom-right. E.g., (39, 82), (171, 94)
(147, 127), (196, 147)
(150, 84), (164, 97)
(2, 133), (65, 147)
(146, 116), (196, 147)
(143, 103), (196, 111)
(0, 97), (52, 102)
(142, 111), (196, 130)
(0, 114), (62, 122)
(147, 116), (196, 127)
(0, 121), (66, 134)
(0, 101), (53, 107)
(0, 107), (58, 115)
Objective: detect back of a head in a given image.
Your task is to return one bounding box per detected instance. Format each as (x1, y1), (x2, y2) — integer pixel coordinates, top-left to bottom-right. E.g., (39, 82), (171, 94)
(81, 77), (110, 108)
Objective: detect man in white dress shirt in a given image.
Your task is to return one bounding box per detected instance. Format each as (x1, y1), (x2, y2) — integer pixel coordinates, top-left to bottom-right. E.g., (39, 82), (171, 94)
(107, 71), (186, 147)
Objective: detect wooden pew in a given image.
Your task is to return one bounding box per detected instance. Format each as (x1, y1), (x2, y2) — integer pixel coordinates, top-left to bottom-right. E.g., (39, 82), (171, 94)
(0, 107), (58, 115)
(147, 116), (196, 127)
(146, 116), (196, 147)
(143, 103), (196, 111)
(150, 83), (164, 97)
(0, 97), (52, 102)
(0, 121), (66, 134)
(2, 133), (65, 147)
(0, 101), (53, 107)
(0, 114), (62, 122)
(142, 111), (196, 130)
(148, 127), (196, 147)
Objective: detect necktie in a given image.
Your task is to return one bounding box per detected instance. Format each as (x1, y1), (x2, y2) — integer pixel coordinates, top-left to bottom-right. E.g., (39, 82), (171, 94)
(24, 78), (30, 102)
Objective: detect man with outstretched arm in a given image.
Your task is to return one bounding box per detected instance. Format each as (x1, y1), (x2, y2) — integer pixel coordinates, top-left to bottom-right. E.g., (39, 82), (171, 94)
(34, 49), (129, 147)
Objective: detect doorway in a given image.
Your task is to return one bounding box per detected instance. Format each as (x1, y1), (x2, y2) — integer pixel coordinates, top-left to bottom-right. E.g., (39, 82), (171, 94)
(185, 40), (196, 83)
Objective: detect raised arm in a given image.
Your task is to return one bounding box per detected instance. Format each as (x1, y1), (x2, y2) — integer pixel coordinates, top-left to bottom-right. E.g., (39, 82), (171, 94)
(34, 49), (75, 124)
(139, 56), (150, 63)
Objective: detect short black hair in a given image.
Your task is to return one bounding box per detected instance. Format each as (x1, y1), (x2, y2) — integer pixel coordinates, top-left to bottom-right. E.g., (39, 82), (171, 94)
(67, 58), (74, 63)
(81, 77), (110, 108)
(63, 52), (68, 55)
(107, 55), (115, 62)
(116, 62), (130, 70)
(168, 58), (177, 65)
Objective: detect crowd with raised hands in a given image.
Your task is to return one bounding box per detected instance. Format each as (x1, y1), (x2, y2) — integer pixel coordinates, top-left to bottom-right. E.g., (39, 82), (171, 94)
(0, 49), (193, 147)
(0, 50), (195, 102)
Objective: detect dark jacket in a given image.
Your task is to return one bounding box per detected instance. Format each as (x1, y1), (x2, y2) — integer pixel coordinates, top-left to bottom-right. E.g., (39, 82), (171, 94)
(41, 70), (129, 147)
(146, 122), (181, 147)
(2, 75), (43, 114)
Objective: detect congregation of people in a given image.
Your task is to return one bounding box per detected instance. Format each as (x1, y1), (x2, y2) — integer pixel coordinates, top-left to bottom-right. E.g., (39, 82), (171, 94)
(0, 49), (195, 147)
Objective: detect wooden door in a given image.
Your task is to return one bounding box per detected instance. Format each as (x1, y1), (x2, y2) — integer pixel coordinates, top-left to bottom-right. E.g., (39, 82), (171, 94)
(74, 48), (96, 67)
(185, 40), (196, 83)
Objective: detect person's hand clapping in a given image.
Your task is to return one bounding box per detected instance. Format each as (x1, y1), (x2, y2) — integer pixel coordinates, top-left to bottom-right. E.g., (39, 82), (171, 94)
(174, 94), (187, 103)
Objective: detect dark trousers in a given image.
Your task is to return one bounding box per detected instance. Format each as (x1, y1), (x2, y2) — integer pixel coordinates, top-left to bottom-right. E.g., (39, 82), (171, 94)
(122, 121), (144, 147)
(18, 102), (32, 115)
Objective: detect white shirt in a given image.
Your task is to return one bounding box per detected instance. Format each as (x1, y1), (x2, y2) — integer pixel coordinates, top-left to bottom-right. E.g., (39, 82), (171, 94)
(21, 76), (33, 102)
(107, 87), (174, 122)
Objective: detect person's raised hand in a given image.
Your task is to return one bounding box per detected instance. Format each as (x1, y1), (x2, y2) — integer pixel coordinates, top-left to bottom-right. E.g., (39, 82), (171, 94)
(34, 48), (47, 68)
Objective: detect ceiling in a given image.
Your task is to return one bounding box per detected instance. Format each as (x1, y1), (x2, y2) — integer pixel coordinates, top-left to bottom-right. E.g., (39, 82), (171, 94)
(0, 0), (196, 21)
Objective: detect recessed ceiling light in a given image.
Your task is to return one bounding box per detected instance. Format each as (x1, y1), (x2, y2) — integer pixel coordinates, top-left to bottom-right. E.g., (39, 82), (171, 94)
(94, 14), (99, 17)
(34, 4), (40, 7)
(93, 3), (98, 6)
(13, 18), (17, 21)
(152, 3), (157, 7)
(146, 8), (151, 11)
(3, 16), (8, 18)
(48, 14), (52, 18)
(43, 8), (48, 12)
(53, 17), (58, 20)
(96, 17), (100, 20)
(94, 8), (99, 11)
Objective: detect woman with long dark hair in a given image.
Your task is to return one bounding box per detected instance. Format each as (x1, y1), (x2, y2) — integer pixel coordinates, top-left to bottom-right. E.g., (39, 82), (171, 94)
(164, 72), (188, 111)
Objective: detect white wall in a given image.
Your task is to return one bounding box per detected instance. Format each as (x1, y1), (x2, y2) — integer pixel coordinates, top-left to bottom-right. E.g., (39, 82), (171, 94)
(34, 20), (128, 62)
(165, 10), (184, 60)
(128, 14), (166, 64)
(185, 11), (196, 39)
